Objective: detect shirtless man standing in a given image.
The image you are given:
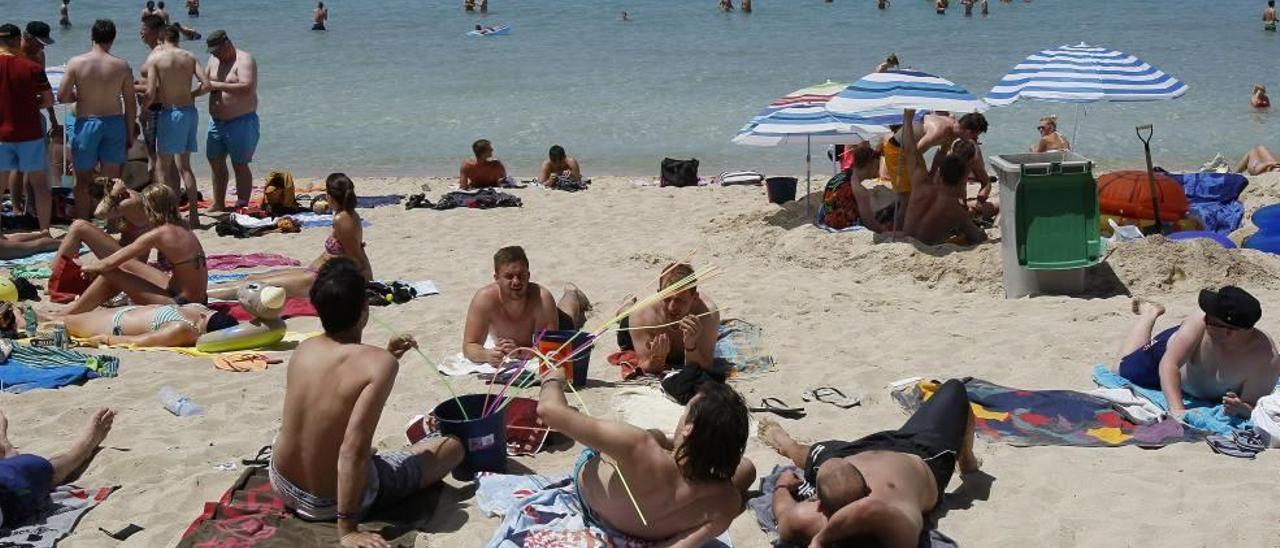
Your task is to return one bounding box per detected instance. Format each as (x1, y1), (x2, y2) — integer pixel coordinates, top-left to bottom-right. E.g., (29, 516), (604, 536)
(462, 246), (589, 366)
(900, 109), (988, 246)
(1265, 0), (1277, 31)
(136, 14), (169, 186)
(204, 30), (259, 211)
(1116, 288), (1279, 421)
(144, 24), (209, 226)
(313, 2), (329, 31)
(59, 19), (137, 220)
(760, 379), (982, 547)
(618, 263), (719, 375)
(537, 368), (755, 545)
(271, 258), (464, 548)
(156, 1), (172, 23)
(538, 144), (582, 187)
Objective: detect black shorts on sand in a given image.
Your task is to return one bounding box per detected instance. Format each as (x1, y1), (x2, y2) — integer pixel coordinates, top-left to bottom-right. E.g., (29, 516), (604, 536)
(804, 379), (970, 497)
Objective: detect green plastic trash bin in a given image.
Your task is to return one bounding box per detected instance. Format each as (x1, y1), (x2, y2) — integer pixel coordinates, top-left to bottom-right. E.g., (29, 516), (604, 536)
(989, 152), (1105, 298)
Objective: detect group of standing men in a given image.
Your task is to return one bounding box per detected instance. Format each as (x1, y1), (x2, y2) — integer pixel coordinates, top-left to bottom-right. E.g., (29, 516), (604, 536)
(0, 9), (257, 236)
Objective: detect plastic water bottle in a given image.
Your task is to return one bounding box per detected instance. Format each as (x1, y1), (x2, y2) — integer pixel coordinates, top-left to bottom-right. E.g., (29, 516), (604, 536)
(158, 386), (205, 417)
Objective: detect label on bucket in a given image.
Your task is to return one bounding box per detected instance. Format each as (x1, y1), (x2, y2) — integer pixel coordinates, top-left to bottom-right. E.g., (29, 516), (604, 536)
(469, 433), (496, 452)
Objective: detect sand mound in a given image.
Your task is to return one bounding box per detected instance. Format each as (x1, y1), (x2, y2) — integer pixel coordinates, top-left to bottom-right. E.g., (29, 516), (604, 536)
(1102, 236), (1280, 295)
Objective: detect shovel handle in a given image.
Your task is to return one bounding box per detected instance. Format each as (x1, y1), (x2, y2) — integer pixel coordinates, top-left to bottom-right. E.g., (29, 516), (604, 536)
(1135, 124), (1154, 143)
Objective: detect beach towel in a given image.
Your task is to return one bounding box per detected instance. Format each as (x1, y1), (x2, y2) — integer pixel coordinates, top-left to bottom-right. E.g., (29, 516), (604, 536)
(8, 343), (119, 377)
(747, 465), (958, 548)
(0, 250), (67, 269)
(205, 253), (301, 271)
(84, 331), (318, 359)
(1091, 364), (1278, 436)
(356, 194), (404, 208)
(0, 485), (116, 548)
(209, 272), (252, 284)
(177, 465), (425, 548)
(437, 353), (500, 376)
(10, 264), (52, 280)
(414, 189), (522, 211)
(612, 386), (686, 436)
(1169, 172), (1248, 235)
(211, 298), (317, 321)
(287, 212), (371, 228)
(476, 471), (731, 548)
(0, 365), (96, 393)
(893, 378), (1197, 447)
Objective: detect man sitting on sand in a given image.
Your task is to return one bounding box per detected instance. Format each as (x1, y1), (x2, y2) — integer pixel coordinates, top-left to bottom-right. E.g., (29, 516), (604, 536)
(537, 367), (755, 544)
(459, 139), (507, 189)
(901, 109), (988, 246)
(1115, 288), (1279, 420)
(270, 258), (465, 547)
(1237, 145), (1280, 175)
(539, 145), (583, 187)
(0, 408), (115, 529)
(760, 379), (982, 547)
(617, 263), (719, 375)
(463, 246), (590, 366)
(883, 110), (991, 230)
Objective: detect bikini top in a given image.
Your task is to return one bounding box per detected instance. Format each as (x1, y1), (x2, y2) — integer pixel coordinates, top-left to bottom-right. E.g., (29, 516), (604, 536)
(324, 236), (345, 256)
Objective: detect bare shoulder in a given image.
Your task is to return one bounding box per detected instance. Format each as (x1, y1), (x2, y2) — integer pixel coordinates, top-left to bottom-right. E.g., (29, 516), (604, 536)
(469, 283), (499, 308)
(629, 300), (660, 326)
(535, 283), (557, 306)
(352, 344), (399, 377)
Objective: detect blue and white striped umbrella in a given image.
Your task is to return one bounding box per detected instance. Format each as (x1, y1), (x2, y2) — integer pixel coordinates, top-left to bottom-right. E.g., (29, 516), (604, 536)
(827, 69), (988, 116)
(985, 43), (1188, 106)
(732, 104), (887, 147)
(46, 65), (65, 98)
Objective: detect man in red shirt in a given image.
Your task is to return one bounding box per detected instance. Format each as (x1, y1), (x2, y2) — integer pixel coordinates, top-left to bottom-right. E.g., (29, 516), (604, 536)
(0, 24), (54, 233)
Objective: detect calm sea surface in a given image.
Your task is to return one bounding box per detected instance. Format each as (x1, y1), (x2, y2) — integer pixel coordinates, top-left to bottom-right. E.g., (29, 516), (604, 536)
(7, 0), (1278, 177)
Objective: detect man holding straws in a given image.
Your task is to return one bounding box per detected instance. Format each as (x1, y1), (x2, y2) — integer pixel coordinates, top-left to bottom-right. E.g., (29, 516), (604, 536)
(463, 246), (590, 366)
(618, 262), (720, 375)
(270, 258), (464, 548)
(537, 365), (756, 545)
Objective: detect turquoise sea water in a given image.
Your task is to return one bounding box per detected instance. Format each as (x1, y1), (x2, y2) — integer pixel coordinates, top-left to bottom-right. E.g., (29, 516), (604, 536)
(8, 0), (1278, 177)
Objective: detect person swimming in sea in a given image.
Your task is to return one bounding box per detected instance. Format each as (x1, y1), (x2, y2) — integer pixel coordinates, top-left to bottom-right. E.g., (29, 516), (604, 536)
(1252, 84), (1271, 108)
(312, 1), (327, 31)
(1265, 0), (1277, 31)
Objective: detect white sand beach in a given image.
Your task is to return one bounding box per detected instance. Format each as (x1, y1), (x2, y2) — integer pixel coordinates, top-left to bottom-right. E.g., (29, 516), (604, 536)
(6, 173), (1280, 547)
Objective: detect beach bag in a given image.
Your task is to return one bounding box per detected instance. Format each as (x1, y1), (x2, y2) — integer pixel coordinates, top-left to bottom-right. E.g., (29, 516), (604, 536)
(262, 171), (299, 216)
(48, 255), (91, 304)
(719, 171), (765, 186)
(661, 158), (699, 188)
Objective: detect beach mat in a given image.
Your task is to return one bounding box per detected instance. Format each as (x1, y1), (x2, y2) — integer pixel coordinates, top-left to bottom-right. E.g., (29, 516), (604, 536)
(211, 298), (318, 321)
(178, 465), (437, 548)
(608, 319), (776, 381)
(893, 378), (1199, 448)
(1091, 364), (1278, 436)
(0, 485), (117, 548)
(82, 331), (318, 358)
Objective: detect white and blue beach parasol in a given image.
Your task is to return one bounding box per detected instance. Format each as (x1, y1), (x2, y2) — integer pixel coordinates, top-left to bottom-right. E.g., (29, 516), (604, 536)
(984, 43), (1188, 146)
(732, 81), (890, 212)
(46, 65), (65, 98)
(826, 69), (989, 116)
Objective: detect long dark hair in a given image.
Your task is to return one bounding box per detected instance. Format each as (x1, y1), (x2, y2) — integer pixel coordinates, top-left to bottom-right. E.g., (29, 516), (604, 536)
(675, 382), (749, 482)
(325, 172), (357, 213)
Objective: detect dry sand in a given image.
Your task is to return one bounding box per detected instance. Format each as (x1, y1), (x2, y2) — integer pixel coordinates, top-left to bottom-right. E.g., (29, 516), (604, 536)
(6, 173), (1280, 547)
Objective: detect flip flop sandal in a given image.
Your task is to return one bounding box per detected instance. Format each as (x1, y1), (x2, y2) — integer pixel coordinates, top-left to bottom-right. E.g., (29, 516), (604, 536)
(749, 397), (807, 419)
(802, 387), (861, 409)
(241, 445), (273, 466)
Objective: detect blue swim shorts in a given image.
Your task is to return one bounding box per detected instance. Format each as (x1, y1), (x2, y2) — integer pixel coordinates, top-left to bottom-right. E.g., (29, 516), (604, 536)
(1118, 326), (1178, 389)
(0, 138), (48, 173)
(206, 112), (259, 165)
(0, 454), (55, 527)
(71, 115), (127, 171)
(158, 105), (200, 155)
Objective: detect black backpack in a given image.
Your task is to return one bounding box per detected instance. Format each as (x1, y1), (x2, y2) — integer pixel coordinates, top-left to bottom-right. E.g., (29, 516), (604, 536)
(660, 158), (699, 188)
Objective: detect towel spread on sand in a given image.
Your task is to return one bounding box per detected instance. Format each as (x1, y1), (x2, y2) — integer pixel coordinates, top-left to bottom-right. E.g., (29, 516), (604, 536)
(476, 470), (731, 548)
(9, 264), (52, 280)
(209, 272), (252, 284)
(611, 386), (686, 436)
(0, 485), (116, 548)
(211, 298), (318, 321)
(893, 378), (1198, 447)
(1091, 364), (1280, 436)
(178, 466), (423, 548)
(83, 331), (318, 358)
(747, 465), (959, 548)
(356, 194), (404, 208)
(0, 365), (96, 393)
(9, 343), (119, 377)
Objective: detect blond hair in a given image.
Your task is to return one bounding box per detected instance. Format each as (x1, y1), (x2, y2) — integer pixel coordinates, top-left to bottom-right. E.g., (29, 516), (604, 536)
(1039, 115), (1058, 129)
(1255, 84), (1267, 94)
(141, 184), (183, 226)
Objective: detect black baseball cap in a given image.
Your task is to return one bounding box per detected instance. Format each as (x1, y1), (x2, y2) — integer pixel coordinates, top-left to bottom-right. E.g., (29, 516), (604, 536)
(205, 29), (228, 51)
(1199, 286), (1262, 330)
(0, 24), (20, 40)
(26, 21), (54, 45)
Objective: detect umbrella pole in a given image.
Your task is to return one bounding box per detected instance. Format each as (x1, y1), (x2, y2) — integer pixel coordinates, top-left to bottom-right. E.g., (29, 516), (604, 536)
(805, 135), (811, 216)
(1071, 103), (1083, 154)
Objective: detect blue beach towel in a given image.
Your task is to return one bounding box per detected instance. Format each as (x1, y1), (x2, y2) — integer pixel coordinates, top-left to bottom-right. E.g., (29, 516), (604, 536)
(209, 272), (251, 284)
(0, 365), (96, 393)
(1169, 172), (1248, 235)
(356, 195), (404, 208)
(1091, 364), (1276, 436)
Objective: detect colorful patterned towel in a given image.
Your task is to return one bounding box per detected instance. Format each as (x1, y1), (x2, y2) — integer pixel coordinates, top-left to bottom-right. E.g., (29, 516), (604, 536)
(9, 343), (119, 377)
(206, 253), (302, 271)
(178, 465), (423, 548)
(0, 485), (116, 548)
(893, 378), (1199, 447)
(476, 470), (731, 548)
(1091, 364), (1279, 436)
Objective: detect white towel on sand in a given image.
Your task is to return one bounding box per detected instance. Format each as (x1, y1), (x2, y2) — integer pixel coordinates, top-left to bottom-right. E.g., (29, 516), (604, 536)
(1250, 394), (1280, 448)
(1087, 387), (1166, 425)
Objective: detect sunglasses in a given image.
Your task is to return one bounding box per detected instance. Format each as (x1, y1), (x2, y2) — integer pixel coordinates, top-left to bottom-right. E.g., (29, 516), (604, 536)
(1037, 125), (1051, 131)
(1205, 318), (1243, 331)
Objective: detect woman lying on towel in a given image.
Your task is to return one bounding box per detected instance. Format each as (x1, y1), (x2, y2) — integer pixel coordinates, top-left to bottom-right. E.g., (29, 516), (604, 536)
(46, 303), (238, 347)
(0, 232), (60, 260)
(62, 185), (209, 314)
(208, 173), (370, 300)
(56, 178), (154, 262)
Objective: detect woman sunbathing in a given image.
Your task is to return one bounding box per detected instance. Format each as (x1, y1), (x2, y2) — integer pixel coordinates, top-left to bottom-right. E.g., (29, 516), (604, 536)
(0, 232), (60, 260)
(1238, 145), (1280, 175)
(57, 178), (153, 261)
(50, 303), (238, 347)
(208, 173), (370, 300)
(63, 184), (209, 314)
